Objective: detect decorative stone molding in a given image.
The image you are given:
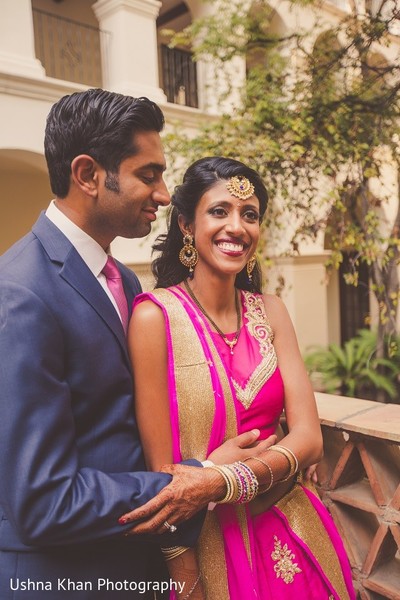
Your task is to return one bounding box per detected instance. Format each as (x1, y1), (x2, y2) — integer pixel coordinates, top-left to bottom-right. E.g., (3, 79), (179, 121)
(0, 72), (87, 104)
(93, 0), (161, 20)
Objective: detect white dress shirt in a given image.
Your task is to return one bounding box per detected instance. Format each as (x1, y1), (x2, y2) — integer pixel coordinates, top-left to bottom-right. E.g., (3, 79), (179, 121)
(45, 200), (124, 321)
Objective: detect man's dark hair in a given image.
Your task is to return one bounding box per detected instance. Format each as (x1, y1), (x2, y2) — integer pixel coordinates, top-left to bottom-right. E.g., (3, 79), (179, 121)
(44, 88), (165, 198)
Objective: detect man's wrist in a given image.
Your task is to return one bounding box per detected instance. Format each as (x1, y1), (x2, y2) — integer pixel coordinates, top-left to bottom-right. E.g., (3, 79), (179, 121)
(205, 467), (227, 500)
(201, 460), (217, 510)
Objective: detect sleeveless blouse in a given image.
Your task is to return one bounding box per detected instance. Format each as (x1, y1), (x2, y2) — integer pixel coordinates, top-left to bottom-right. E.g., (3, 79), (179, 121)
(211, 291), (284, 439)
(134, 287), (356, 600)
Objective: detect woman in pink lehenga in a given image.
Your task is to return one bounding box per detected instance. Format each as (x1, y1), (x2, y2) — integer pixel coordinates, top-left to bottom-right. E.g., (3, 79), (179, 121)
(126, 157), (356, 600)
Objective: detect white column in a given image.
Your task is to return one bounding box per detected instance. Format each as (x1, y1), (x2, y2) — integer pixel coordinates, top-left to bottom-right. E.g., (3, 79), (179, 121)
(93, 0), (166, 102)
(187, 0), (248, 114)
(0, 0), (45, 78)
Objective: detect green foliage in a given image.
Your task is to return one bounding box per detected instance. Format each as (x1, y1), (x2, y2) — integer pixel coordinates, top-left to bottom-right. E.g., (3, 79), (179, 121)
(164, 0), (400, 339)
(304, 329), (400, 402)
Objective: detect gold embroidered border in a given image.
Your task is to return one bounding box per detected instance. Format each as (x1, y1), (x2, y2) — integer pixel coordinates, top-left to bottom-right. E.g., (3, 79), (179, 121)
(275, 485), (351, 600)
(152, 288), (252, 599)
(171, 287), (252, 572)
(232, 354), (277, 410)
(232, 291), (278, 410)
(243, 292), (275, 357)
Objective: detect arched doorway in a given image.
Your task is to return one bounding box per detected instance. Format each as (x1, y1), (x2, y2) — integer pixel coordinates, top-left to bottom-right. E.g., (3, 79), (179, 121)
(0, 149), (51, 254)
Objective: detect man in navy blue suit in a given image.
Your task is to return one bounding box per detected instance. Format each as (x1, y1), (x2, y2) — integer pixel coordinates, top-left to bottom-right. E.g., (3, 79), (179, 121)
(0, 89), (265, 599)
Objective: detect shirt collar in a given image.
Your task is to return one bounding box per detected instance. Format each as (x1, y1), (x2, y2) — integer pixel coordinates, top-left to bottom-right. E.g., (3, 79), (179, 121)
(45, 200), (108, 276)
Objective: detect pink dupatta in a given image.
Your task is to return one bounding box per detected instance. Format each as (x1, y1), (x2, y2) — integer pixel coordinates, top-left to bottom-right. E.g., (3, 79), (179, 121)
(134, 287), (355, 600)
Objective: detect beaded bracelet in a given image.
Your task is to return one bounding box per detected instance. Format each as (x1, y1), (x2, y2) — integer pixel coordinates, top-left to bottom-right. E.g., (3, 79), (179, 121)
(210, 462), (259, 504)
(237, 461), (259, 502)
(229, 461), (259, 503)
(226, 464), (248, 504)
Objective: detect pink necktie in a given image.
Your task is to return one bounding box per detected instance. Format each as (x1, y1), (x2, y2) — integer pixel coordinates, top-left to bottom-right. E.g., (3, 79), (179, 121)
(102, 256), (129, 334)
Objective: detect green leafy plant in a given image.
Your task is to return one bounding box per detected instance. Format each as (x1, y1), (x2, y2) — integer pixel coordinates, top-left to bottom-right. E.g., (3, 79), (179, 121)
(304, 329), (400, 402)
(164, 0), (400, 352)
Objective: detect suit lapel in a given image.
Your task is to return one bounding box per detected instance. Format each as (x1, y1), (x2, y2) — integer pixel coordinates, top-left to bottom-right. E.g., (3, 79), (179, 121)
(120, 270), (137, 320)
(32, 213), (130, 365)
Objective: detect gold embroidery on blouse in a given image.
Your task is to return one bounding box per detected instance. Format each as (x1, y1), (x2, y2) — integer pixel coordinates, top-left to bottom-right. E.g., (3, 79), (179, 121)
(232, 292), (277, 410)
(271, 536), (302, 584)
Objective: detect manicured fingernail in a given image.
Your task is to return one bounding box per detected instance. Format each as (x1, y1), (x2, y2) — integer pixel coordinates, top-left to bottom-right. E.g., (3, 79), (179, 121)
(118, 518), (127, 525)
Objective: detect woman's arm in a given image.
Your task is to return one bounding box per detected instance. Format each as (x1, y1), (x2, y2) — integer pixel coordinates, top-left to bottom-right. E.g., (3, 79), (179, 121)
(264, 293), (323, 467)
(128, 301), (204, 599)
(128, 300), (172, 472)
(244, 294), (323, 489)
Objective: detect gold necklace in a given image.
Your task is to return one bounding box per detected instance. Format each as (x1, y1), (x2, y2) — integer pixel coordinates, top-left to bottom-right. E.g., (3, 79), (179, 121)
(183, 279), (241, 354)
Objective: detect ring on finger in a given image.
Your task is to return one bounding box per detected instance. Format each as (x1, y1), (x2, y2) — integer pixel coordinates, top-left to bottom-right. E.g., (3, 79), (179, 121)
(163, 520), (177, 533)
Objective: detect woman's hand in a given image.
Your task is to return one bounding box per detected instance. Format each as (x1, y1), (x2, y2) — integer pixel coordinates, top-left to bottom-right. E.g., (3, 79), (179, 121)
(304, 463), (319, 483)
(207, 430), (277, 465)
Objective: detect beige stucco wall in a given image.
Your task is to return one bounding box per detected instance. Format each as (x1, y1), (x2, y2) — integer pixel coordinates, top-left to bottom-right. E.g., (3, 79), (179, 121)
(0, 151), (51, 253)
(1, 0), (399, 349)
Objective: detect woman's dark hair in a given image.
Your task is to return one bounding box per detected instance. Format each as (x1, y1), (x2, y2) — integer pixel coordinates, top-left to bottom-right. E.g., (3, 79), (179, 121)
(153, 156), (269, 293)
(44, 88), (164, 198)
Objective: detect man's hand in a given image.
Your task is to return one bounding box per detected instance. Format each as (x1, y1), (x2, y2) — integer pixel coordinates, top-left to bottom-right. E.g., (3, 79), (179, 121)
(119, 463), (224, 535)
(118, 430), (277, 535)
(207, 430), (277, 465)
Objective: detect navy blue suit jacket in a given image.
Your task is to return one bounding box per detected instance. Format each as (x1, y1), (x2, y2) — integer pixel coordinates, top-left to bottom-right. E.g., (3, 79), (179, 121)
(0, 213), (203, 598)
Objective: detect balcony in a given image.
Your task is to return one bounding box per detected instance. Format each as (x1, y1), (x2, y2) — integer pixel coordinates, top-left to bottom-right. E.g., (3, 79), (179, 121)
(160, 44), (198, 108)
(32, 9), (109, 87)
(314, 393), (400, 599)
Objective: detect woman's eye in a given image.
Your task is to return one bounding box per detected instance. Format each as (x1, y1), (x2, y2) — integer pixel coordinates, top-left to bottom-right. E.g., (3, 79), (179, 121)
(210, 207), (226, 217)
(244, 211), (259, 221)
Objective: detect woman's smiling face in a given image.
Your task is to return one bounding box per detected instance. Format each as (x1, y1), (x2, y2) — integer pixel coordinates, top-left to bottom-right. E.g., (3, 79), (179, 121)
(182, 179), (261, 278)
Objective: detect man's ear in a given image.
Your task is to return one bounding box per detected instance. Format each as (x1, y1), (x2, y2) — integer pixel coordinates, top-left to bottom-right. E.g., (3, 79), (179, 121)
(177, 214), (192, 237)
(71, 155), (100, 198)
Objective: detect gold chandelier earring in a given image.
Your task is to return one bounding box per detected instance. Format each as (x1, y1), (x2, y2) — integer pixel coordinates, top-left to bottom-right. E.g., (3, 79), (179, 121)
(246, 255), (257, 282)
(179, 233), (198, 278)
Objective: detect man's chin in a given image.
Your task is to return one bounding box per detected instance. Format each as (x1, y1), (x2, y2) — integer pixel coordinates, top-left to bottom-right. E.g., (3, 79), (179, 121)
(120, 225), (152, 240)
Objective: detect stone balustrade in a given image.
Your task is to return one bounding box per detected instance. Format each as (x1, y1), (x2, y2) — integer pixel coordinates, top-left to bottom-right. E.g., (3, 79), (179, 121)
(315, 393), (400, 600)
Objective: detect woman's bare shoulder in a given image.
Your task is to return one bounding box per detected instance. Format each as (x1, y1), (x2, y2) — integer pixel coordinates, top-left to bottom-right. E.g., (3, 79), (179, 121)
(261, 293), (290, 324)
(130, 298), (166, 336)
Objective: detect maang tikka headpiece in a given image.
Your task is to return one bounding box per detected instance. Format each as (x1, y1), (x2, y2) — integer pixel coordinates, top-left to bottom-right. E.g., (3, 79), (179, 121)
(226, 175), (255, 200)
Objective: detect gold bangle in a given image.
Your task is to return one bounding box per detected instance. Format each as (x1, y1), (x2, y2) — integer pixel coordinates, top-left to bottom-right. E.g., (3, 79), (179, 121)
(278, 445), (299, 473)
(209, 465), (238, 503)
(161, 546), (190, 561)
(270, 446), (296, 481)
(267, 445), (298, 481)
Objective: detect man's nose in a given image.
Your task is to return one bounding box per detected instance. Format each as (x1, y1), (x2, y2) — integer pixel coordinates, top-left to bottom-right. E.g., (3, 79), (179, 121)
(153, 179), (170, 206)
